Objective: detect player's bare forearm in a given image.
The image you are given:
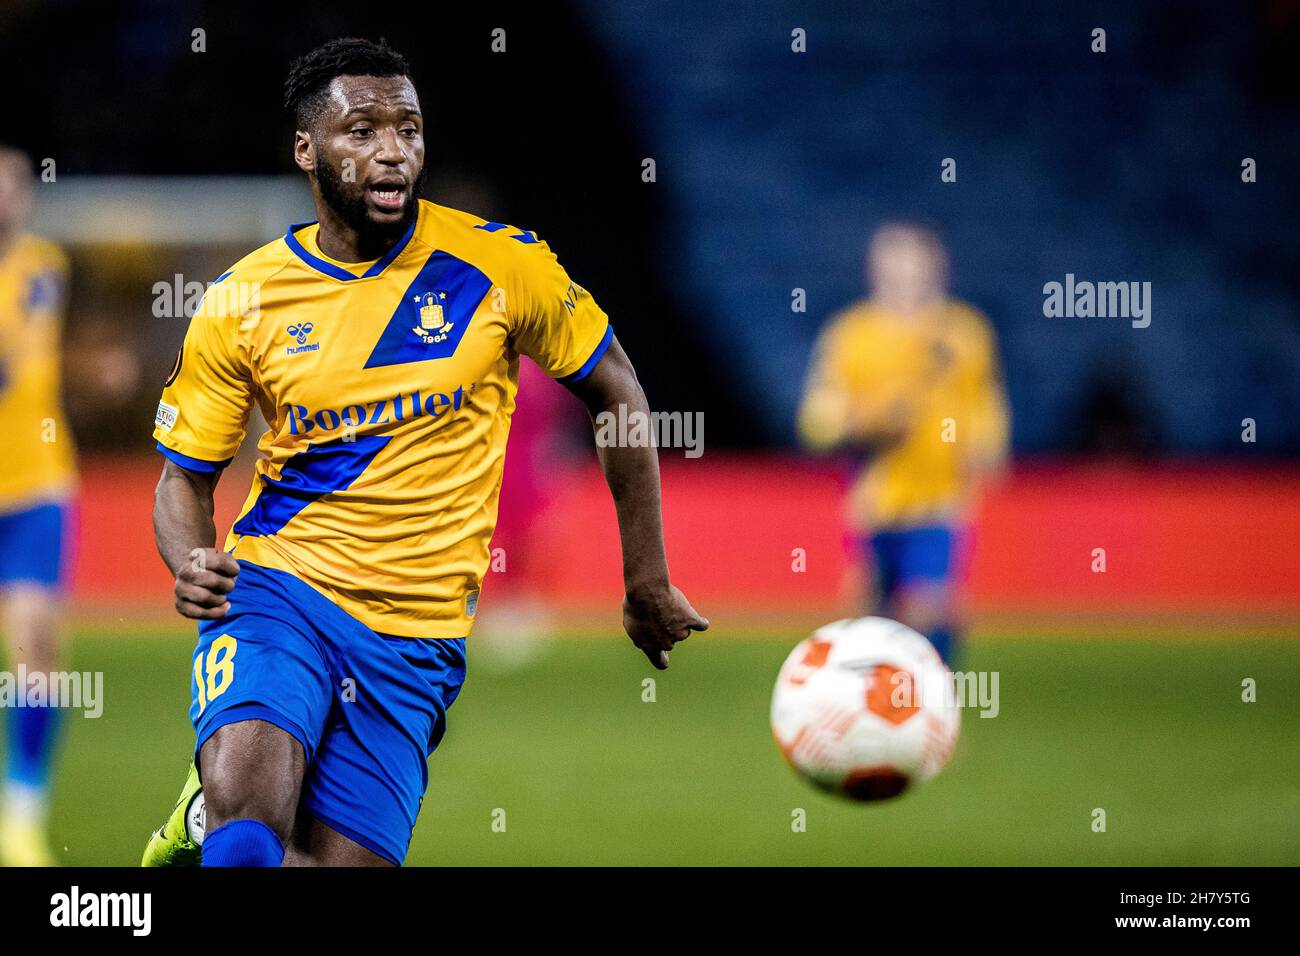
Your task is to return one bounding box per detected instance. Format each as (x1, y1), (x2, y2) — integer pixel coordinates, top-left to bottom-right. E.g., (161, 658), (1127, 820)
(153, 459), (240, 619)
(153, 460), (217, 572)
(568, 338), (669, 591)
(564, 335), (709, 668)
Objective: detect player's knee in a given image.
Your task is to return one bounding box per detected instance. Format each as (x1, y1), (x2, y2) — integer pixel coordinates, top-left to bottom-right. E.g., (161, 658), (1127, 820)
(198, 720), (304, 843)
(1, 585), (63, 669)
(202, 789), (294, 844)
(893, 586), (950, 636)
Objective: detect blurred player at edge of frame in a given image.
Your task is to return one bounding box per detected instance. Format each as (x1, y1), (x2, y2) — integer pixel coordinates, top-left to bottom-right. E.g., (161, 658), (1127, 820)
(798, 224), (1009, 664)
(0, 146), (75, 867)
(141, 38), (707, 867)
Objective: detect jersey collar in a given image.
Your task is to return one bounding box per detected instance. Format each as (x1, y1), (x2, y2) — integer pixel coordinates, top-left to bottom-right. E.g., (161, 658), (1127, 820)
(283, 209), (420, 282)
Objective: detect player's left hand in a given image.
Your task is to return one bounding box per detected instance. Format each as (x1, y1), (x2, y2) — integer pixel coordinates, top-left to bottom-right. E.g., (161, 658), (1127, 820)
(622, 583), (709, 670)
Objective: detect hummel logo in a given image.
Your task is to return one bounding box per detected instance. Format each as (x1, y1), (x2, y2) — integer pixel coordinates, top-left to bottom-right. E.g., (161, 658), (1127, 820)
(285, 322), (320, 355)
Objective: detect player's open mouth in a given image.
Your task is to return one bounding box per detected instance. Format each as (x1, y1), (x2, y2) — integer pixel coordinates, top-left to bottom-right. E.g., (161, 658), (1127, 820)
(368, 184), (407, 211)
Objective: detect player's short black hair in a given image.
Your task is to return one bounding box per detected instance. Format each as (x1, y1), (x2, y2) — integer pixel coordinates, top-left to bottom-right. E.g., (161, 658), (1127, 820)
(284, 37), (412, 134)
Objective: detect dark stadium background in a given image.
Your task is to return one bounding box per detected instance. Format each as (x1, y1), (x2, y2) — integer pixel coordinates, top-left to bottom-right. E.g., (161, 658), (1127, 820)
(0, 0), (1295, 865)
(7, 0), (1300, 454)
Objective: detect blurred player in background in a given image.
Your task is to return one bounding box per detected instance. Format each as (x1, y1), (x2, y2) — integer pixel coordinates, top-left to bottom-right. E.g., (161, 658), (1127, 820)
(798, 223), (1009, 663)
(0, 146), (74, 866)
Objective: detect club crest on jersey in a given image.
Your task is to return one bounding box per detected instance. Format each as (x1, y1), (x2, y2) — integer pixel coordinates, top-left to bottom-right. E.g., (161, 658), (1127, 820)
(412, 291), (453, 343)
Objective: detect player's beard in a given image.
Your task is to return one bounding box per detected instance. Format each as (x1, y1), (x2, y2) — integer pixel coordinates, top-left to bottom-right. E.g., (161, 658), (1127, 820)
(314, 156), (426, 255)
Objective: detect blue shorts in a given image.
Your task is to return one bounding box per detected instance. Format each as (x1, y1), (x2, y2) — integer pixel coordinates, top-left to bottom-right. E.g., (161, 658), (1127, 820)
(191, 561), (466, 865)
(867, 525), (957, 599)
(0, 501), (71, 589)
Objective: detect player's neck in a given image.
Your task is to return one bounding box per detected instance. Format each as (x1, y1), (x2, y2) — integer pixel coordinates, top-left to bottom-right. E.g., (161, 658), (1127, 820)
(874, 293), (944, 319)
(314, 219), (381, 263)
(313, 210), (409, 264)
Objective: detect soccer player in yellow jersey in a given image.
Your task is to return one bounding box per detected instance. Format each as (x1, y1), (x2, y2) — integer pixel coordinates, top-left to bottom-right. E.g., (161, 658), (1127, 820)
(798, 224), (1009, 663)
(0, 147), (75, 867)
(143, 39), (707, 867)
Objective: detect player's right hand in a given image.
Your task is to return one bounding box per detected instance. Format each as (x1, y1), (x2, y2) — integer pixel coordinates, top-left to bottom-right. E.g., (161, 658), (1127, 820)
(623, 581), (710, 670)
(173, 548), (240, 620)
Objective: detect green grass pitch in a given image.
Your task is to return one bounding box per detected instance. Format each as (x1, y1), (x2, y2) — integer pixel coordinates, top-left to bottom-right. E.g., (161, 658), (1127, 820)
(24, 626), (1300, 866)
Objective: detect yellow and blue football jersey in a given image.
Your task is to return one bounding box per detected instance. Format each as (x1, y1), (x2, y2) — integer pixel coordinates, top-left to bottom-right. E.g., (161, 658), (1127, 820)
(0, 233), (75, 513)
(798, 298), (1009, 530)
(153, 199), (611, 638)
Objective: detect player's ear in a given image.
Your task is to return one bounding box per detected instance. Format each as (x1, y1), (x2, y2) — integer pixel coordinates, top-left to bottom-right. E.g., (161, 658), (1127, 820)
(293, 130), (315, 174)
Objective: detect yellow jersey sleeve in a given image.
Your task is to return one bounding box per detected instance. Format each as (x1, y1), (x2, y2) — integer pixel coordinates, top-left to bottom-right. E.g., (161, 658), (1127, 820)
(506, 237), (611, 382)
(153, 278), (254, 471)
(797, 315), (854, 450)
(950, 305), (1011, 473)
